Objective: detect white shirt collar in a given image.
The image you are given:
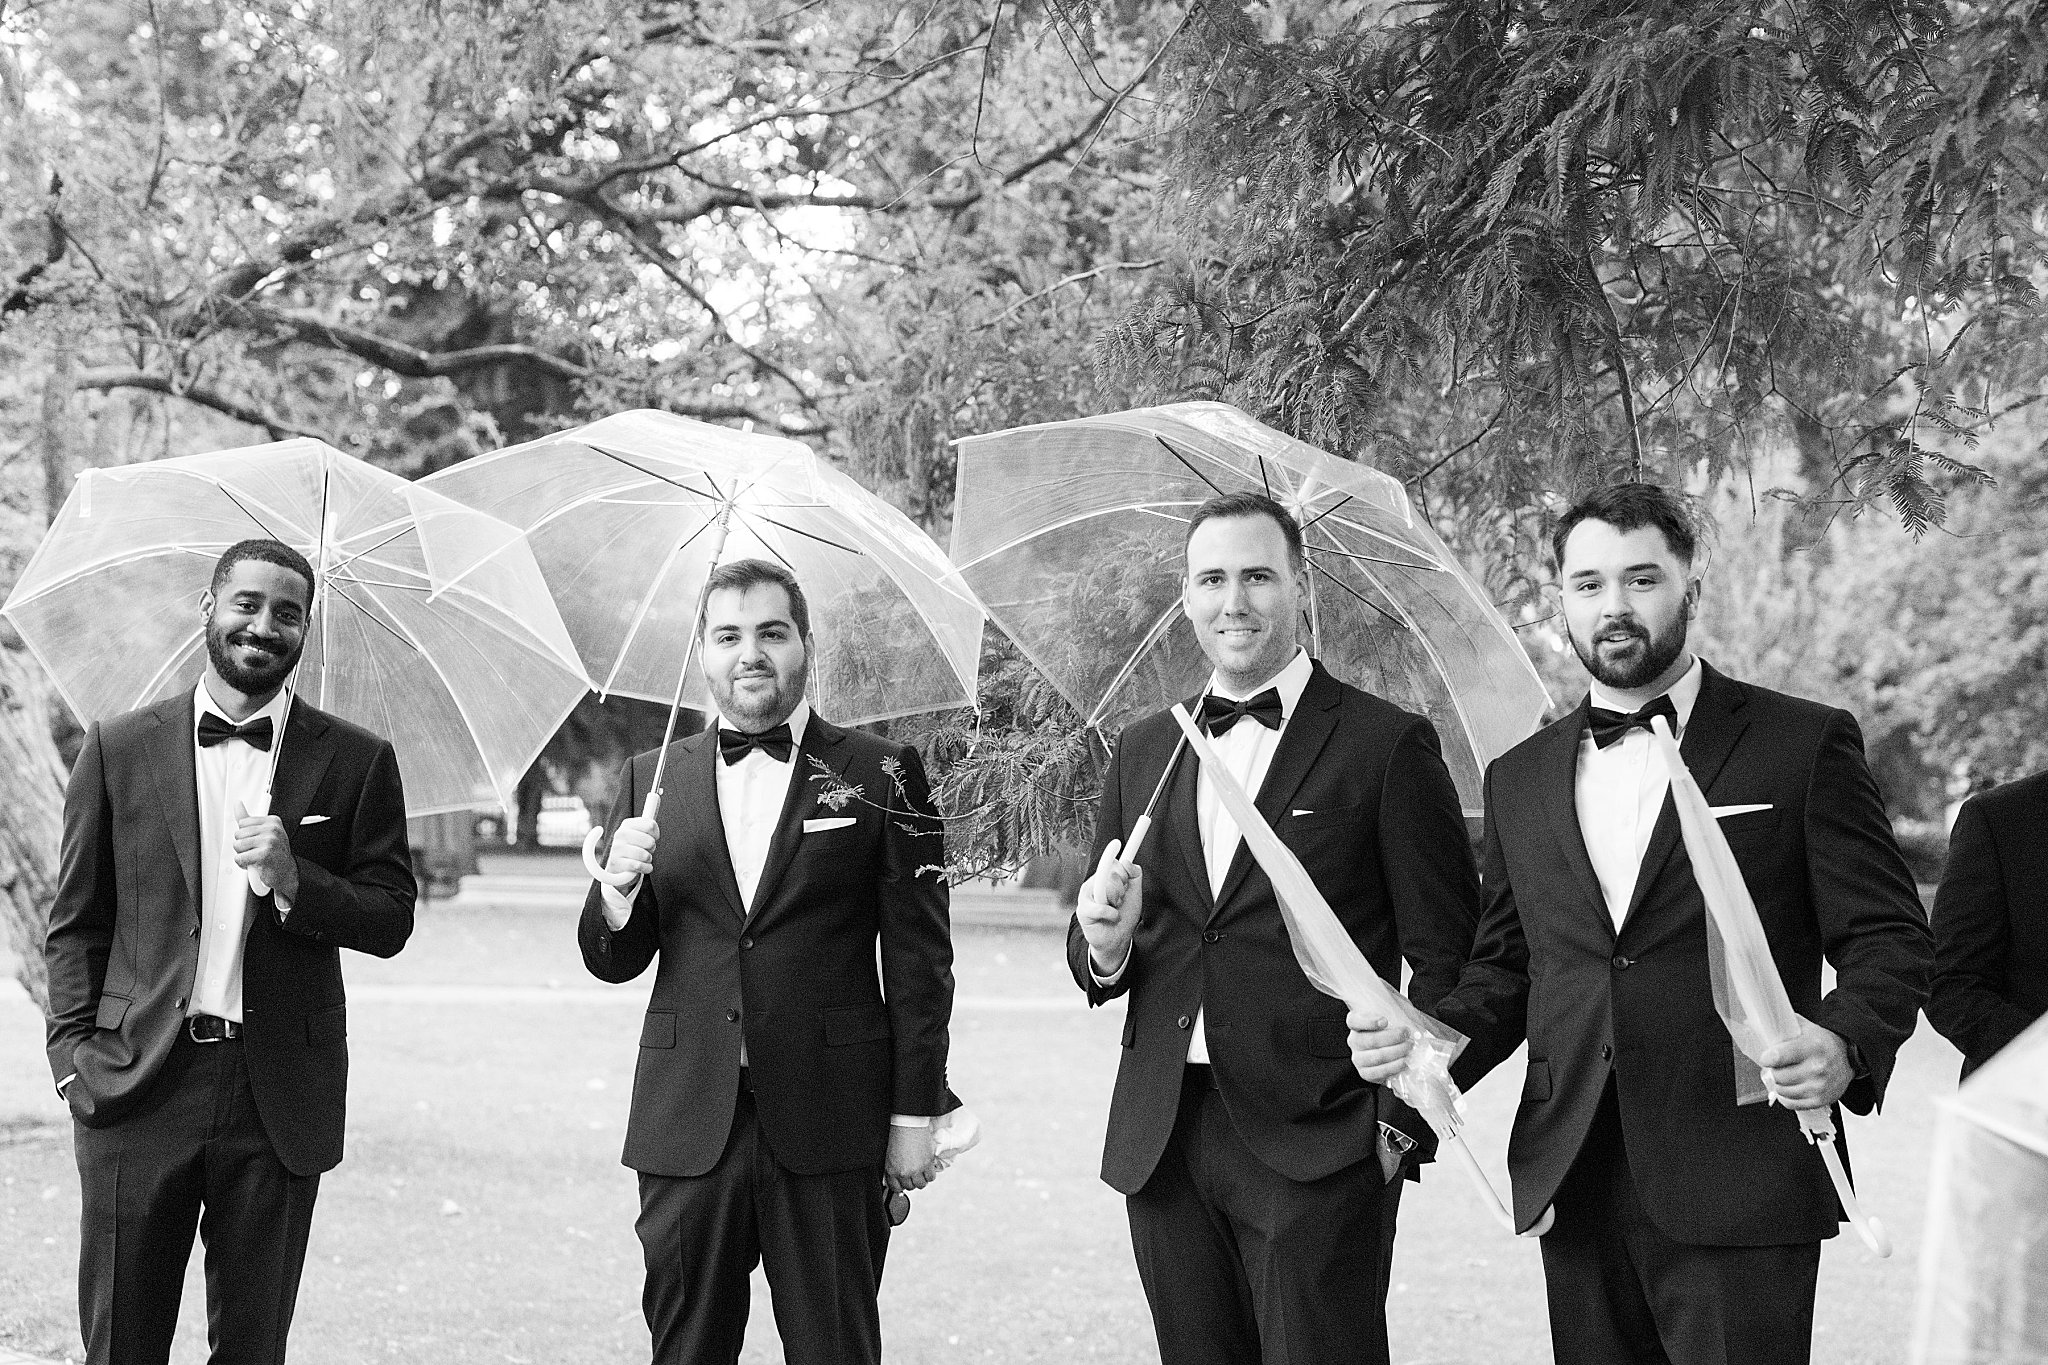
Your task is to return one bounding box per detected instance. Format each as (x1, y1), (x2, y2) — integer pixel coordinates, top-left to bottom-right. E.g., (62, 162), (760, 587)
(193, 678), (293, 738)
(714, 699), (811, 748)
(1207, 648), (1314, 715)
(1586, 655), (1704, 735)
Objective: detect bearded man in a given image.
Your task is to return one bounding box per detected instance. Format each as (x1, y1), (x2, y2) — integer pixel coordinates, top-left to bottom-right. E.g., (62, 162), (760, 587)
(1349, 483), (1930, 1365)
(45, 538), (416, 1365)
(580, 558), (954, 1365)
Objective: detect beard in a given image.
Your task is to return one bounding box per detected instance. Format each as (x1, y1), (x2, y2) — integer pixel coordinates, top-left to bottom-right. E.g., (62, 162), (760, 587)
(1569, 609), (1688, 691)
(204, 614), (304, 695)
(710, 659), (809, 732)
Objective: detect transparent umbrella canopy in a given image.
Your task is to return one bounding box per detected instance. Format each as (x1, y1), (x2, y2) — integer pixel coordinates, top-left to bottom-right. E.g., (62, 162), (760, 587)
(420, 409), (985, 726)
(950, 402), (1548, 812)
(1911, 1017), (2048, 1363)
(1, 439), (590, 816)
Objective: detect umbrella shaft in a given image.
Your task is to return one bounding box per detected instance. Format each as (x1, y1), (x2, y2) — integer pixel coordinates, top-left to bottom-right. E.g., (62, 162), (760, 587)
(646, 512), (734, 799)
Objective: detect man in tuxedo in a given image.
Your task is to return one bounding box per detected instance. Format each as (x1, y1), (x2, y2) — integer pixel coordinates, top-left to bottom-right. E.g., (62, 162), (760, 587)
(1352, 483), (1930, 1365)
(45, 538), (416, 1365)
(1928, 768), (2048, 1078)
(580, 558), (954, 1365)
(1071, 491), (1489, 1365)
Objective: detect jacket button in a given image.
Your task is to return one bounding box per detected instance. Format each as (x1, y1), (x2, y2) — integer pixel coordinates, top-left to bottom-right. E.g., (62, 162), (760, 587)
(1177, 1015), (1191, 1029)
(188, 927), (198, 938)
(175, 997), (186, 1009)
(741, 937), (755, 950)
(1600, 1043), (1614, 1060)
(1611, 955), (1633, 970)
(725, 1009), (740, 1023)
(1202, 931), (1221, 944)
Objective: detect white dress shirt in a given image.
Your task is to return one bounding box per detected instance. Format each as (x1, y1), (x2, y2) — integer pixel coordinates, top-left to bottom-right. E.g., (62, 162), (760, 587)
(1575, 658), (1704, 931)
(191, 680), (293, 1022)
(1098, 649), (1315, 1064)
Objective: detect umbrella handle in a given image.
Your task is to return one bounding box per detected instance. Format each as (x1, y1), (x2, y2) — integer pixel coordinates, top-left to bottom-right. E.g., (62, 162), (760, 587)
(582, 790), (663, 889)
(1124, 815), (1153, 863)
(1798, 1111), (1892, 1258)
(1444, 1133), (1553, 1238)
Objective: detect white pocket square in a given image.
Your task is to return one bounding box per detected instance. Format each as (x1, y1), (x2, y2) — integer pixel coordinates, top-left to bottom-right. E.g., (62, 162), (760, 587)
(1291, 809), (1315, 817)
(299, 814), (332, 826)
(803, 816), (856, 834)
(1709, 803), (1772, 818)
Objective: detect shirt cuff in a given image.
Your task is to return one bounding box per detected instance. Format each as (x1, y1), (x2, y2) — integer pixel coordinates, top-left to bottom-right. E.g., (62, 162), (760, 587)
(1089, 942), (1132, 986)
(889, 1115), (931, 1128)
(56, 1072), (75, 1099)
(274, 889), (293, 925)
(599, 879), (641, 930)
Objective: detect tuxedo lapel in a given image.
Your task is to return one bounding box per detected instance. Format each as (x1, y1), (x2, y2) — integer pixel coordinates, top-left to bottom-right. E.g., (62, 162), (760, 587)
(1621, 664), (1752, 927)
(680, 729), (747, 920)
(1541, 702), (1612, 937)
(1213, 667), (1340, 916)
(1162, 699), (1214, 924)
(266, 699), (337, 830)
(743, 719), (833, 924)
(145, 695), (203, 913)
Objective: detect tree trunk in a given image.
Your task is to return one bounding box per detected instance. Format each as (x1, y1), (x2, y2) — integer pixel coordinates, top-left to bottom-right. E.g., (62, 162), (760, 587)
(0, 638), (66, 1014)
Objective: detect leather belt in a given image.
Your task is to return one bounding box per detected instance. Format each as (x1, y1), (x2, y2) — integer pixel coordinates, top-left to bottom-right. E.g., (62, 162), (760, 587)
(185, 1015), (242, 1043)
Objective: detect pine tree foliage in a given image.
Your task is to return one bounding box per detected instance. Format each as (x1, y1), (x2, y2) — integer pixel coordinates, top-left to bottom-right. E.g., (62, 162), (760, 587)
(1082, 0), (2047, 580)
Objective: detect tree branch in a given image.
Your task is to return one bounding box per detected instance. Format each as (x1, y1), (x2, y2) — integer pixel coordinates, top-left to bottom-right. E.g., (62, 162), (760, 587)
(74, 369), (331, 442)
(250, 307), (592, 381)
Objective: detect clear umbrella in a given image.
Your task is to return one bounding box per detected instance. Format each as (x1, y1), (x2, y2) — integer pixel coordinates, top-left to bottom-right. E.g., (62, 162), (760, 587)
(2, 439), (590, 817)
(1911, 1016), (2048, 1362)
(420, 409), (986, 880)
(1650, 715), (1892, 1257)
(950, 402), (1548, 816)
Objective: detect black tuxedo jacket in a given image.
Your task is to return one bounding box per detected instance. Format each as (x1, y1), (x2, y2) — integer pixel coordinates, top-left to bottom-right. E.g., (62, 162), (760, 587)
(44, 692), (416, 1177)
(579, 717), (954, 1179)
(1068, 661), (1494, 1195)
(1928, 771), (2048, 1078)
(1442, 663), (1931, 1243)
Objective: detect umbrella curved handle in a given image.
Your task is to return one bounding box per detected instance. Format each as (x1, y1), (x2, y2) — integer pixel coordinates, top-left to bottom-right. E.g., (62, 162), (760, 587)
(1444, 1134), (1553, 1238)
(1800, 1113), (1892, 1257)
(582, 790), (663, 889)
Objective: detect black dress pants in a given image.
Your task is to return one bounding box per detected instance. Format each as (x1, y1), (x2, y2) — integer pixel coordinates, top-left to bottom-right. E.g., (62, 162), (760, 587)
(634, 1084), (892, 1365)
(1126, 1066), (1402, 1365)
(1540, 1080), (1823, 1365)
(71, 1031), (321, 1365)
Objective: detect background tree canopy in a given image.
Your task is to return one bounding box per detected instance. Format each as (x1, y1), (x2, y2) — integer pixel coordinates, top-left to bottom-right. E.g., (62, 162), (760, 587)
(2, 0), (2043, 879)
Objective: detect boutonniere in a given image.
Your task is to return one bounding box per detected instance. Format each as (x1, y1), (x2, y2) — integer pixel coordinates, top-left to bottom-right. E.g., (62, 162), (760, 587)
(806, 755), (862, 812)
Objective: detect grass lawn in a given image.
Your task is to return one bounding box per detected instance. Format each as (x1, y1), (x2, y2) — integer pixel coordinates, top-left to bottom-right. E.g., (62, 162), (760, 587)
(2, 905), (1958, 1364)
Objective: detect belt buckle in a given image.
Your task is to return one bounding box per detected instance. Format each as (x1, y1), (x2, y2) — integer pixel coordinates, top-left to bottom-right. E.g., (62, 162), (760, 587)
(186, 1016), (238, 1044)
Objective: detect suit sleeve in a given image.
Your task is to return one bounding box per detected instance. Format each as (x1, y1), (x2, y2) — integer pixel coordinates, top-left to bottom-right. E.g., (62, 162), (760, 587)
(578, 754), (662, 983)
(876, 745), (952, 1117)
(1433, 759), (1532, 1093)
(1379, 718), (1482, 1014)
(44, 722), (118, 1088)
(1925, 795), (2031, 1068)
(1804, 709), (1933, 1114)
(278, 738), (415, 959)
(1067, 729), (1133, 1005)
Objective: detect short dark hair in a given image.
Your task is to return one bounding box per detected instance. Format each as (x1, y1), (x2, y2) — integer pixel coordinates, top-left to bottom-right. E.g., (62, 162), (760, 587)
(1549, 483), (1699, 571)
(211, 538), (316, 604)
(703, 558), (811, 639)
(1184, 491), (1305, 569)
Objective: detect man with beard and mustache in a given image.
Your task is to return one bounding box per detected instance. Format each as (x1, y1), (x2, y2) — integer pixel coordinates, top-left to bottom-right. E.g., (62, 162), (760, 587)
(579, 558), (954, 1365)
(45, 538), (416, 1365)
(1348, 483), (1930, 1365)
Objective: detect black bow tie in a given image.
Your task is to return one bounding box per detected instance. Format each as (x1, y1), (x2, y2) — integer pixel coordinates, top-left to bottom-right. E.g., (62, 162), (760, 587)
(1586, 694), (1678, 750)
(718, 724), (794, 765)
(197, 712), (274, 751)
(1200, 689), (1284, 737)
